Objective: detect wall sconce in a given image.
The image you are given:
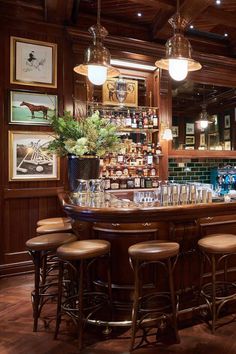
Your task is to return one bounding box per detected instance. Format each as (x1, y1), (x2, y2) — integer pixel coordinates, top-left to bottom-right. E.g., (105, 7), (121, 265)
(73, 0), (119, 85)
(155, 0), (201, 81)
(162, 127), (173, 140)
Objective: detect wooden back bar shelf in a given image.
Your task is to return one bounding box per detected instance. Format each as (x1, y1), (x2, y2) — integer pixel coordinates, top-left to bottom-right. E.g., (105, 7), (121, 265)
(59, 191), (236, 323)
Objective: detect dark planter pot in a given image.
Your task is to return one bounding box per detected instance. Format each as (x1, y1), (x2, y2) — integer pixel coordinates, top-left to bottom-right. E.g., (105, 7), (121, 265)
(68, 155), (100, 192)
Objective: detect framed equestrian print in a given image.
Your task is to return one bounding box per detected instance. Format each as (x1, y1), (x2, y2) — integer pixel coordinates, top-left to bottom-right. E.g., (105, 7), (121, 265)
(10, 91), (58, 125)
(9, 131), (60, 181)
(10, 37), (57, 88)
(102, 77), (138, 107)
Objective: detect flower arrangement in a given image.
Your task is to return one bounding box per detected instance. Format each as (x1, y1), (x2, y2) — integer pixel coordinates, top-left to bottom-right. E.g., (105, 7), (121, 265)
(48, 110), (121, 157)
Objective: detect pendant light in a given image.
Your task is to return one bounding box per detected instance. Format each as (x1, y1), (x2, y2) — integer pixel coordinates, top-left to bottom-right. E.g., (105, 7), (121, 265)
(73, 0), (120, 86)
(196, 103), (213, 130)
(155, 0), (201, 81)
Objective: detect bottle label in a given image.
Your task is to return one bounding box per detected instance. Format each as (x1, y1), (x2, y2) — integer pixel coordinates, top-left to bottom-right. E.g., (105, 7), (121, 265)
(147, 155), (153, 164)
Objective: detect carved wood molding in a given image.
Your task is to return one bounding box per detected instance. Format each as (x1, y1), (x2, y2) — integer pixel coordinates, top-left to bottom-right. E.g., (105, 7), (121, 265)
(3, 187), (64, 199)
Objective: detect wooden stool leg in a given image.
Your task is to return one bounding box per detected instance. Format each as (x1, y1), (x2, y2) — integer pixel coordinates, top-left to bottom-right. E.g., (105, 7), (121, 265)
(211, 254), (216, 333)
(32, 250), (41, 332)
(167, 257), (180, 343)
(54, 260), (64, 339)
(130, 259), (140, 352)
(78, 260), (84, 352)
(107, 253), (113, 316)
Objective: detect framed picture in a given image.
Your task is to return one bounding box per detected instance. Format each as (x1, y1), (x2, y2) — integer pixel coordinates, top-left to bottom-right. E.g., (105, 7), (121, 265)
(10, 36), (57, 88)
(224, 141), (231, 150)
(208, 133), (219, 149)
(200, 133), (206, 146)
(172, 126), (179, 138)
(10, 91), (57, 125)
(9, 131), (59, 181)
(186, 122), (195, 135)
(224, 129), (230, 140)
(185, 136), (195, 145)
(224, 114), (231, 128)
(102, 77), (138, 107)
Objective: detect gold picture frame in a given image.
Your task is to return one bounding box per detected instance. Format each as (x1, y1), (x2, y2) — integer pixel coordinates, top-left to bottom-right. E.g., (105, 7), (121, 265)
(102, 77), (138, 107)
(10, 36), (57, 88)
(9, 131), (60, 181)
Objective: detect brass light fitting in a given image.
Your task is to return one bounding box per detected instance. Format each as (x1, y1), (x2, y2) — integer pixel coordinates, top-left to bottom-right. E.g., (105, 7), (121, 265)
(155, 0), (202, 81)
(73, 0), (119, 85)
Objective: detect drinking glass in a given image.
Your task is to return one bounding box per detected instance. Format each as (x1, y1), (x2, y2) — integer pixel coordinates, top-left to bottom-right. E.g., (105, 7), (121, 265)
(88, 179), (104, 195)
(76, 179), (89, 194)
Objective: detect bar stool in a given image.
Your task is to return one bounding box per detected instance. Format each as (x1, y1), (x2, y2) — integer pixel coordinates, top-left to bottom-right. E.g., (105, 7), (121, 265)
(26, 232), (77, 331)
(198, 233), (236, 333)
(36, 222), (72, 234)
(54, 239), (112, 352)
(37, 217), (72, 226)
(128, 240), (180, 351)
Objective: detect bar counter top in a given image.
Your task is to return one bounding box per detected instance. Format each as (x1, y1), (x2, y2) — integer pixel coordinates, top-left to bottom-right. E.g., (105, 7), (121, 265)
(58, 191), (236, 223)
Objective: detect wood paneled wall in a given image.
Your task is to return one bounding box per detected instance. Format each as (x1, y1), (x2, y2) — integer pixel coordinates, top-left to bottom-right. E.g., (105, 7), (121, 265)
(0, 18), (73, 276)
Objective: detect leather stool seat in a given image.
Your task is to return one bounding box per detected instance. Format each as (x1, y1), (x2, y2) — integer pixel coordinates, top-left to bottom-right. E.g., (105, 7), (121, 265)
(37, 217), (72, 227)
(36, 223), (72, 234)
(57, 239), (111, 260)
(26, 233), (77, 251)
(198, 233), (236, 254)
(129, 240), (179, 261)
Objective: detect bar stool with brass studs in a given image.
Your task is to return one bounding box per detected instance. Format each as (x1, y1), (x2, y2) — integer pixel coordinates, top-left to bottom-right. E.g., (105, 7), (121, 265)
(198, 233), (236, 333)
(26, 232), (77, 332)
(54, 239), (112, 352)
(128, 240), (180, 351)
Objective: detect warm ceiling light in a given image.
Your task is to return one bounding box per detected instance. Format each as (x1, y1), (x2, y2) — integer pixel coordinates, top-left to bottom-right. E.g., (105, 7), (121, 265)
(195, 104), (213, 130)
(73, 0), (119, 85)
(216, 0), (221, 4)
(137, 12), (142, 17)
(110, 59), (156, 71)
(155, 0), (201, 81)
(224, 33), (228, 37)
(190, 25), (194, 29)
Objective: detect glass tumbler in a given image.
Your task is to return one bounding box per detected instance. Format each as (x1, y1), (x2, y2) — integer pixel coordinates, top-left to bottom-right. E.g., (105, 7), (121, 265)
(88, 179), (104, 196)
(76, 179), (89, 194)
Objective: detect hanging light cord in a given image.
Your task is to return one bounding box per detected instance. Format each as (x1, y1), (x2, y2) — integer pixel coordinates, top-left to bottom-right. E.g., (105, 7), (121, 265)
(97, 0), (101, 26)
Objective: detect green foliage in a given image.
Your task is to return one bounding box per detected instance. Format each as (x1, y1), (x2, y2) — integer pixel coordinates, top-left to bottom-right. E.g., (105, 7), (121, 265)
(48, 111), (121, 157)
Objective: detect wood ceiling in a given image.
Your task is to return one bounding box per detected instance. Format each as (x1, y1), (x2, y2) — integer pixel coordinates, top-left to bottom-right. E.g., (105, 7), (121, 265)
(1, 0), (236, 57)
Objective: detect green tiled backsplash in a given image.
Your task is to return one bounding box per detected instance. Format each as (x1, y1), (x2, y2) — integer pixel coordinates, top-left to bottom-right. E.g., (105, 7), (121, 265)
(168, 158), (236, 183)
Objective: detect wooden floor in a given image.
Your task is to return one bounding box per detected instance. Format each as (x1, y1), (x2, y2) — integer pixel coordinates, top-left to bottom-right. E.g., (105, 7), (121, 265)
(1, 274), (236, 354)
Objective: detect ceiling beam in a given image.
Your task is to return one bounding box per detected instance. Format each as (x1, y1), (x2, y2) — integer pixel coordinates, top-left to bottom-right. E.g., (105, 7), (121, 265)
(153, 0), (212, 40)
(127, 0), (174, 10)
(203, 6), (236, 29)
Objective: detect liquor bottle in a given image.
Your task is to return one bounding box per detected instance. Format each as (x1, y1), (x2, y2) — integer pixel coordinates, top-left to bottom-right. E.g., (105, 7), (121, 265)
(110, 178), (120, 190)
(134, 176), (141, 188)
(119, 178), (127, 189)
(145, 177), (153, 189)
(131, 115), (137, 129)
(104, 177), (111, 190)
(150, 165), (156, 176)
(138, 112), (143, 128)
(125, 110), (132, 127)
(147, 151), (153, 165)
(143, 112), (149, 129)
(148, 109), (154, 129)
(127, 176), (135, 189)
(155, 143), (162, 155)
(153, 109), (158, 128)
(117, 153), (124, 163)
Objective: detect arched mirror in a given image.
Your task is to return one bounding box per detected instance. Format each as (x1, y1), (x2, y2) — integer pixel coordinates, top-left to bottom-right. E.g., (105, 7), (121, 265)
(171, 80), (236, 152)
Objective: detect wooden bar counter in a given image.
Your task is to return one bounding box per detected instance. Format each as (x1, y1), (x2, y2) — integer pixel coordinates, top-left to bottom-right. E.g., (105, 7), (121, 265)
(58, 191), (236, 324)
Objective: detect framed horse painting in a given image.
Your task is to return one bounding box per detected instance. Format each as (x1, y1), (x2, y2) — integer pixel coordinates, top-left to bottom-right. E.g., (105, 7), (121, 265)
(10, 37), (57, 88)
(10, 91), (58, 125)
(9, 131), (60, 181)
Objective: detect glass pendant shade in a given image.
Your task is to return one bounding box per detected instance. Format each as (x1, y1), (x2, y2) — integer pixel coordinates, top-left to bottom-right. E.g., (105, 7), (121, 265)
(168, 58), (188, 81)
(87, 65), (107, 85)
(196, 104), (212, 130)
(73, 22), (119, 85)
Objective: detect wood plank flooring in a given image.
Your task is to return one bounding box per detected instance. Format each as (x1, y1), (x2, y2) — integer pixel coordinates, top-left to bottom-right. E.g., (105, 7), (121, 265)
(1, 274), (236, 354)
